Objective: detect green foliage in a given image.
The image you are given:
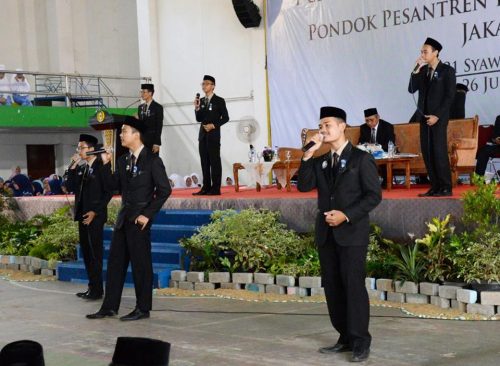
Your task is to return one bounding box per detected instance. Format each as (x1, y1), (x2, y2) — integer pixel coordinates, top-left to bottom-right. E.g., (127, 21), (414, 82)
(416, 214), (455, 282)
(462, 174), (500, 230)
(180, 209), (317, 274)
(391, 242), (426, 283)
(269, 235), (320, 277)
(366, 224), (398, 278)
(106, 201), (120, 227)
(0, 221), (41, 255)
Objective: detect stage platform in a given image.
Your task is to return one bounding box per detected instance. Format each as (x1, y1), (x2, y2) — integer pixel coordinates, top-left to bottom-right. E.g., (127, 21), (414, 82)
(12, 183), (494, 239)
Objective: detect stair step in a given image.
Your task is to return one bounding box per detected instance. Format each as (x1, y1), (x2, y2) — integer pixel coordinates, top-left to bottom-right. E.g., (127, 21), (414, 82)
(153, 209), (212, 225)
(77, 242), (185, 263)
(103, 224), (198, 242)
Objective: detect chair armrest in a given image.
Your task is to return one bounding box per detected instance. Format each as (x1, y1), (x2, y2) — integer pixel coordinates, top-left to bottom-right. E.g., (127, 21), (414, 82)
(450, 138), (477, 150)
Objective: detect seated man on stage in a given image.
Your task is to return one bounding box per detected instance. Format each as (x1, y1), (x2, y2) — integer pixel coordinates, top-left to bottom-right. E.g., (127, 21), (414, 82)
(475, 115), (500, 176)
(358, 108), (395, 187)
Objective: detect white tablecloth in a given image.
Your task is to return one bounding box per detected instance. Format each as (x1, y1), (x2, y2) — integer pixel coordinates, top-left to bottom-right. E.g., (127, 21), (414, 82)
(241, 162), (297, 188)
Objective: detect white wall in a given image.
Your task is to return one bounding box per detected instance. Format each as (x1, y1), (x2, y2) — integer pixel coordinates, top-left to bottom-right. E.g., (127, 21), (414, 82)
(137, 0), (269, 183)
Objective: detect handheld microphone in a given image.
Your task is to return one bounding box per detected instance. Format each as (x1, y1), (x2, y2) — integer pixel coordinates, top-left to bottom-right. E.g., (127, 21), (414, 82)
(302, 140), (316, 152)
(86, 148), (113, 156)
(412, 62), (427, 73)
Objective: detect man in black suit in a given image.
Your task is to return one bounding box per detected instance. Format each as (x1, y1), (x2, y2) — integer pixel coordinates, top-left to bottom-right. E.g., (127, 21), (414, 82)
(193, 75), (229, 196)
(138, 83), (163, 154)
(358, 108), (396, 187)
(298, 106), (382, 363)
(475, 115), (500, 176)
(66, 134), (112, 300)
(409, 37), (456, 197)
(449, 83), (468, 120)
(87, 117), (171, 321)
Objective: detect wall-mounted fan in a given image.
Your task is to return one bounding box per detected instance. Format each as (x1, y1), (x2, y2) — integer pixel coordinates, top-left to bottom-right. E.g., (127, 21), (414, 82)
(236, 118), (260, 144)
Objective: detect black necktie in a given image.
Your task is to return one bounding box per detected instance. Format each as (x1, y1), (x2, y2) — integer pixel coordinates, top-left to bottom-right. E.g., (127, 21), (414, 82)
(130, 154), (136, 175)
(370, 128), (376, 143)
(427, 67), (433, 80)
(332, 153), (339, 169)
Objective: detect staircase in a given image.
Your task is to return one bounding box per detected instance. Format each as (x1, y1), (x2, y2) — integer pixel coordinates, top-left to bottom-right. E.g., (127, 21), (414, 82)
(57, 209), (212, 288)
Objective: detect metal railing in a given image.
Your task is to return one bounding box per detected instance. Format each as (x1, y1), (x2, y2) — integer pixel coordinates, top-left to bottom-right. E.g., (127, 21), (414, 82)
(1, 69), (151, 108)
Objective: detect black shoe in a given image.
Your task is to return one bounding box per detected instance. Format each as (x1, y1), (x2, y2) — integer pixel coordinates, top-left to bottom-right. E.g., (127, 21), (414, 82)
(76, 290), (89, 298)
(351, 348), (370, 362)
(318, 343), (351, 354)
(82, 292), (103, 301)
(86, 309), (117, 319)
(418, 189), (436, 197)
(433, 189), (452, 197)
(206, 190), (221, 196)
(192, 188), (209, 196)
(119, 308), (150, 321)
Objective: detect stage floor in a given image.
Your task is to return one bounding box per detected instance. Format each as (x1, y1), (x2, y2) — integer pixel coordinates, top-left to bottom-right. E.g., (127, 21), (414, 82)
(12, 183), (499, 239)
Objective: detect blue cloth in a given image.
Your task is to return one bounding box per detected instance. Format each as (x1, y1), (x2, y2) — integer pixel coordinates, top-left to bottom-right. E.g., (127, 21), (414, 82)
(13, 94), (33, 106)
(48, 177), (63, 195)
(11, 174), (33, 196)
(0, 96), (12, 106)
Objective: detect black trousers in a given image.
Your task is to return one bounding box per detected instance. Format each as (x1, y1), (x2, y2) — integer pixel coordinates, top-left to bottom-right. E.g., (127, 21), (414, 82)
(475, 144), (500, 175)
(318, 230), (371, 350)
(101, 222), (153, 312)
(420, 121), (452, 191)
(78, 216), (105, 295)
(199, 138), (222, 192)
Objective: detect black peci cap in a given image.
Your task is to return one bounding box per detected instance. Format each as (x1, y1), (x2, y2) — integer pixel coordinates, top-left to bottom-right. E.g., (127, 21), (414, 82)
(79, 134), (98, 145)
(320, 106), (346, 122)
(203, 75), (215, 84)
(424, 37), (442, 52)
(123, 116), (147, 134)
(141, 83), (154, 92)
(363, 108), (378, 117)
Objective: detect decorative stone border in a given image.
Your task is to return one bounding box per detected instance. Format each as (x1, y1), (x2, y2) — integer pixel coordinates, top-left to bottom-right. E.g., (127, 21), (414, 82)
(0, 255), (57, 277)
(169, 271), (500, 317)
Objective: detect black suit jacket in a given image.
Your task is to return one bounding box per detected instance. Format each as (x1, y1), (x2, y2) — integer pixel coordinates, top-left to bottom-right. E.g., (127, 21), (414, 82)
(358, 119), (396, 151)
(298, 143), (382, 247)
(195, 94), (229, 142)
(66, 159), (112, 221)
(138, 100), (164, 148)
(100, 147), (171, 229)
(408, 61), (456, 124)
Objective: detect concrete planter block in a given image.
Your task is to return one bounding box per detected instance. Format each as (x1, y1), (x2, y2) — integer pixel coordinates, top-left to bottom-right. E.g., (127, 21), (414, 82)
(186, 272), (205, 283)
(438, 285), (462, 299)
(419, 282), (440, 296)
(376, 279), (394, 292)
(9, 256), (16, 264)
(387, 292), (405, 303)
(368, 289), (386, 301)
(406, 293), (429, 304)
(480, 291), (500, 306)
(456, 289), (478, 304)
(48, 260), (61, 270)
(14, 256), (26, 265)
(19, 264), (29, 272)
(245, 283), (265, 293)
(311, 287), (325, 296)
(30, 257), (42, 269)
(178, 281), (194, 290)
(29, 266), (41, 275)
(7, 263), (19, 271)
(276, 275), (296, 287)
(254, 273), (275, 285)
(220, 282), (241, 290)
(431, 295), (450, 309)
(0, 263), (6, 269)
(208, 272), (230, 284)
(299, 276), (321, 288)
(466, 303), (496, 317)
(168, 280), (179, 288)
(395, 281), (419, 294)
(170, 270), (187, 282)
(365, 278), (376, 290)
(232, 273), (253, 284)
(41, 269), (55, 276)
(195, 282), (215, 291)
(0, 256), (8, 264)
(266, 284), (285, 295)
(286, 287), (308, 296)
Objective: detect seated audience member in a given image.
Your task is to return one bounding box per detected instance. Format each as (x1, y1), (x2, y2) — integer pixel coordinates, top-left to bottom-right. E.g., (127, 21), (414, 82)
(449, 83), (468, 120)
(184, 175), (193, 188)
(0, 178), (10, 196)
(48, 176), (63, 195)
(9, 166), (21, 180)
(10, 173), (34, 196)
(32, 180), (43, 196)
(0, 65), (12, 106)
(42, 178), (51, 195)
(475, 115), (500, 176)
(191, 173), (202, 187)
(226, 176), (233, 186)
(169, 174), (185, 189)
(11, 69), (33, 106)
(358, 108), (395, 151)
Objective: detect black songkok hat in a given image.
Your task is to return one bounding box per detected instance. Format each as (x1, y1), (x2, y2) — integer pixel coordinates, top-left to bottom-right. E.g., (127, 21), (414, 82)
(0, 340), (45, 366)
(203, 75), (216, 84)
(424, 37), (442, 52)
(79, 134), (98, 145)
(110, 337), (170, 366)
(320, 106), (346, 122)
(363, 108), (378, 117)
(456, 83), (468, 93)
(141, 83), (154, 92)
(123, 116), (147, 134)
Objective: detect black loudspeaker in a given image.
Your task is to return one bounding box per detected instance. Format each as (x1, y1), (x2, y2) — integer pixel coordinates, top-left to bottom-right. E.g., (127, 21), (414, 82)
(232, 0), (261, 28)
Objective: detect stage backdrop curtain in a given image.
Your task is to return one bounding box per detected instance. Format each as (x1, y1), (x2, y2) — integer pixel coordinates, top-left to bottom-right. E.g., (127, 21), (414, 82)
(266, 0), (500, 147)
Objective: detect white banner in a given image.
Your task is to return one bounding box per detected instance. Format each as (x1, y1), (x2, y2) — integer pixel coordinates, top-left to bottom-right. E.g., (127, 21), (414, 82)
(266, 0), (500, 147)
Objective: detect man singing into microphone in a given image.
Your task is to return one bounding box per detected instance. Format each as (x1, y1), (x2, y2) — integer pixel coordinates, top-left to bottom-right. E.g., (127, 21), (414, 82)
(66, 134), (112, 300)
(138, 83), (163, 154)
(193, 75), (229, 196)
(86, 117), (171, 321)
(298, 107), (381, 362)
(409, 37), (456, 197)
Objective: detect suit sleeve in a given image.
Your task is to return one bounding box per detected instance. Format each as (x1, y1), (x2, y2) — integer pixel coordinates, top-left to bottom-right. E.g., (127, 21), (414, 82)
(358, 125), (369, 145)
(154, 103), (163, 146)
(297, 158), (317, 192)
(342, 154), (382, 224)
(195, 99), (206, 123)
(90, 168), (113, 215)
(408, 72), (421, 94)
(65, 168), (79, 193)
(387, 123), (396, 144)
(214, 97), (229, 128)
(142, 157), (172, 220)
(435, 67), (456, 121)
(99, 162), (121, 194)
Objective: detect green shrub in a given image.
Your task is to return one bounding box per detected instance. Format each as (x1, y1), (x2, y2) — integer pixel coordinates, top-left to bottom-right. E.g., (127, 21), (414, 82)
(462, 174), (500, 230)
(391, 242), (426, 283)
(366, 224), (398, 278)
